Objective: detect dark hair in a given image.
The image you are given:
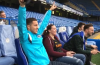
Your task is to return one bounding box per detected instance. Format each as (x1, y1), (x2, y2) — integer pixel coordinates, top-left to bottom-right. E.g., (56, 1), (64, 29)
(43, 24), (54, 36)
(26, 18), (37, 25)
(77, 22), (85, 29)
(84, 24), (93, 31)
(0, 11), (4, 15)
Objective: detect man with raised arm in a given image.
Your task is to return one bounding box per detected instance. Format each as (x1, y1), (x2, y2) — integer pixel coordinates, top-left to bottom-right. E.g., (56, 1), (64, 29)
(18, 0), (68, 65)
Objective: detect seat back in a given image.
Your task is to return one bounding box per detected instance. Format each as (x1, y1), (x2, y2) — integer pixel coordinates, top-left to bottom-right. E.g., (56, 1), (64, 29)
(58, 27), (69, 43)
(59, 32), (69, 43)
(66, 26), (73, 36)
(13, 26), (19, 39)
(56, 33), (60, 39)
(58, 26), (66, 33)
(0, 44), (1, 56)
(0, 25), (17, 56)
(15, 39), (28, 65)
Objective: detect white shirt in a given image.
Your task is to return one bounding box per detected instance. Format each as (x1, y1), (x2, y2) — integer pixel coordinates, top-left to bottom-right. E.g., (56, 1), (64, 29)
(0, 20), (5, 25)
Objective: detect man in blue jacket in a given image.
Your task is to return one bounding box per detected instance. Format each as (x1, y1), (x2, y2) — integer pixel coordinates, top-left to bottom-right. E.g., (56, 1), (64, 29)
(18, 0), (68, 65)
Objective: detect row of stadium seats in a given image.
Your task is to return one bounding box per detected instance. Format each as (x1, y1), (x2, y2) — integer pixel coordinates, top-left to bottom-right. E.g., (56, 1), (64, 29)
(84, 21), (100, 26)
(94, 0), (100, 7)
(0, 6), (100, 31)
(69, 0), (100, 16)
(70, 0), (98, 10)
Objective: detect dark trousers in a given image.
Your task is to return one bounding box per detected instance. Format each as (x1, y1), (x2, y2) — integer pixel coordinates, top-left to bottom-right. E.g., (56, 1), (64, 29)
(85, 46), (93, 65)
(48, 61), (68, 65)
(84, 53), (92, 65)
(85, 46), (92, 65)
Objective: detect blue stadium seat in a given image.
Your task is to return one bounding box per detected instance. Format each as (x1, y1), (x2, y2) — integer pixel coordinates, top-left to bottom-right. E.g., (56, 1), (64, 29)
(0, 25), (17, 57)
(56, 33), (60, 39)
(0, 44), (1, 57)
(15, 39), (28, 65)
(66, 26), (73, 37)
(0, 25), (17, 65)
(59, 32), (69, 43)
(58, 27), (69, 43)
(0, 57), (15, 65)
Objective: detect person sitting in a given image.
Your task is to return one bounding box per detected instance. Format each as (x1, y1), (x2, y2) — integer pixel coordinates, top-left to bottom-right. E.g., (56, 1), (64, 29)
(70, 22), (85, 36)
(17, 0), (68, 65)
(70, 22), (97, 50)
(0, 11), (8, 25)
(43, 24), (86, 65)
(63, 24), (100, 65)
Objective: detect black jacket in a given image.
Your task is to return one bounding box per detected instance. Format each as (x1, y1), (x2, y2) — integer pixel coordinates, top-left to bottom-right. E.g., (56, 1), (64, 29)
(63, 35), (91, 54)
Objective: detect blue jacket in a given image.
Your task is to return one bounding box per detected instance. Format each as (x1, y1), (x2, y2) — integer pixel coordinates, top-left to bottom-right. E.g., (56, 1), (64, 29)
(18, 6), (51, 65)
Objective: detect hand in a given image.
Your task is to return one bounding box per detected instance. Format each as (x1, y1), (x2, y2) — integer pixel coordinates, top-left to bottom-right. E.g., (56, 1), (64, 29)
(66, 51), (75, 57)
(49, 2), (57, 11)
(91, 49), (99, 54)
(19, 0), (25, 7)
(91, 45), (97, 49)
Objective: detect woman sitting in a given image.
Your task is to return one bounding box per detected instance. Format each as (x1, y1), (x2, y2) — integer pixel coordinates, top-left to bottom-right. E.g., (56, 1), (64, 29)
(43, 24), (86, 65)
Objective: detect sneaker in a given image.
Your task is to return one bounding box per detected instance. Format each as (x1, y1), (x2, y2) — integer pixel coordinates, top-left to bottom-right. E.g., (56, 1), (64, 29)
(90, 61), (96, 65)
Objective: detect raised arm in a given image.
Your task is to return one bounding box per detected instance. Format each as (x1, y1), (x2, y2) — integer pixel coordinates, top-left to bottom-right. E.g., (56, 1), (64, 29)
(17, 0), (28, 44)
(38, 2), (57, 35)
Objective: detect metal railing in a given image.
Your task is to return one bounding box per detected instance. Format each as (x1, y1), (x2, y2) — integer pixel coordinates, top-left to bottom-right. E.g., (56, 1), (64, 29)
(0, 18), (18, 25)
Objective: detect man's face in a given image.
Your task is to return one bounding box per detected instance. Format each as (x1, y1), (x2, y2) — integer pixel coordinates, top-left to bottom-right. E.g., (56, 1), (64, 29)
(28, 21), (39, 34)
(87, 26), (94, 36)
(0, 12), (6, 18)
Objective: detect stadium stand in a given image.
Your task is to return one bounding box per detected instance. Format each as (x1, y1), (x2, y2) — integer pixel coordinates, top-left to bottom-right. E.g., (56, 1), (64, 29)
(69, 0), (100, 16)
(0, 5), (100, 36)
(1, 5), (100, 33)
(69, 0), (98, 10)
(0, 5), (100, 39)
(94, 0), (100, 8)
(1, 5), (100, 29)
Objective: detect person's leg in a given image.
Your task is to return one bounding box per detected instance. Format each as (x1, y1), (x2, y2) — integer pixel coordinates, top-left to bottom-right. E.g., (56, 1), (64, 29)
(55, 56), (84, 65)
(84, 53), (92, 65)
(48, 61), (68, 65)
(73, 54), (86, 64)
(85, 46), (93, 65)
